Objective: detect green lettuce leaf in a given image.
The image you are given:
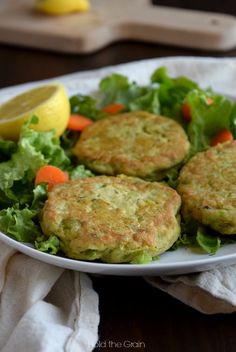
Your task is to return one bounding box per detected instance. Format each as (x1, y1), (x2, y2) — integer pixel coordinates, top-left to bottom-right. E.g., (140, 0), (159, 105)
(70, 164), (94, 180)
(98, 73), (160, 114)
(99, 73), (132, 106)
(31, 184), (48, 211)
(172, 220), (222, 255)
(0, 139), (17, 162)
(196, 226), (221, 255)
(151, 66), (200, 124)
(35, 235), (60, 255)
(186, 91), (235, 155)
(129, 90), (160, 114)
(0, 206), (40, 242)
(19, 117), (70, 171)
(70, 94), (104, 121)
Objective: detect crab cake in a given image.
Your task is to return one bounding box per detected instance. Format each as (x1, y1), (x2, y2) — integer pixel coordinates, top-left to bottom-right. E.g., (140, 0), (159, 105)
(41, 175), (181, 263)
(73, 111), (190, 180)
(177, 141), (236, 235)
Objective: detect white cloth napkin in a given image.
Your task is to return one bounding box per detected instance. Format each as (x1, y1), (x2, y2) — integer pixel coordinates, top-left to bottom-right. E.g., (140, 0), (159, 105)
(0, 242), (99, 352)
(145, 265), (236, 314)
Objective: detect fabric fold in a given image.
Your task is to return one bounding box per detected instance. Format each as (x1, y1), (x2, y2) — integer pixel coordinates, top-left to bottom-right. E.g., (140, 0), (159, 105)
(0, 242), (99, 352)
(146, 264), (236, 314)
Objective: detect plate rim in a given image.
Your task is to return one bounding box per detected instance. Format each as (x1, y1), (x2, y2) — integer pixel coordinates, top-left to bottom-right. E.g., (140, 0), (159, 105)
(1, 231), (236, 276)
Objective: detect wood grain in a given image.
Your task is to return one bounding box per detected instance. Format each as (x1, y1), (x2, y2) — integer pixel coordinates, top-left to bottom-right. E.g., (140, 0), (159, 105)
(0, 0), (236, 53)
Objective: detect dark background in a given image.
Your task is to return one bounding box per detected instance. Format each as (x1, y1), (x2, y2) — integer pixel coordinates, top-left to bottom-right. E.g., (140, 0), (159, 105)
(1, 0), (236, 89)
(1, 1), (236, 351)
(154, 0), (236, 14)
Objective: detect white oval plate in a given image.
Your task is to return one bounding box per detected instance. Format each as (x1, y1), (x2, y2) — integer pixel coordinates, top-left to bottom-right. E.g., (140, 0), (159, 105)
(1, 231), (236, 276)
(2, 57), (236, 276)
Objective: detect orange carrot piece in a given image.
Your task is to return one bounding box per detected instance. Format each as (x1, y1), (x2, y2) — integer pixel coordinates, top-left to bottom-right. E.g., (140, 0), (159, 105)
(206, 97), (214, 105)
(210, 128), (233, 146)
(67, 114), (93, 131)
(35, 165), (69, 191)
(182, 102), (191, 122)
(102, 103), (124, 114)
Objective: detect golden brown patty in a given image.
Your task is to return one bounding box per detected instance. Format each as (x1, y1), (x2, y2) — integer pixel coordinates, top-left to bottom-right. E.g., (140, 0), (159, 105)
(41, 175), (181, 263)
(177, 141), (236, 235)
(73, 111), (190, 180)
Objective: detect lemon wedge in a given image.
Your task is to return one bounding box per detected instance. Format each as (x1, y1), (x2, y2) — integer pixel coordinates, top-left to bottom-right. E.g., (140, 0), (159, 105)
(0, 84), (70, 140)
(35, 0), (90, 15)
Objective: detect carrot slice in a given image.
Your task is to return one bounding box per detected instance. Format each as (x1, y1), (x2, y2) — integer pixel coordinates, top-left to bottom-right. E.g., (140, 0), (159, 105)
(206, 97), (214, 105)
(67, 114), (93, 131)
(35, 165), (69, 191)
(102, 103), (124, 114)
(210, 128), (233, 146)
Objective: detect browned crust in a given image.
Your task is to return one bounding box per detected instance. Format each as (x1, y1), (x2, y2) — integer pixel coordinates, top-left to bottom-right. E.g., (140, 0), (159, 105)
(73, 111), (190, 179)
(41, 175), (181, 260)
(177, 141), (236, 234)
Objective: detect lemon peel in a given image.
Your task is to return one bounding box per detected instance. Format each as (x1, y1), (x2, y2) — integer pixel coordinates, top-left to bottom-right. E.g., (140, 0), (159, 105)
(0, 84), (70, 140)
(35, 0), (90, 15)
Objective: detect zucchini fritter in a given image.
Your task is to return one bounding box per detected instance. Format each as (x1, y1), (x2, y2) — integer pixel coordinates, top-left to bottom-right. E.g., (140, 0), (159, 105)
(73, 111), (190, 180)
(41, 175), (181, 263)
(177, 141), (236, 234)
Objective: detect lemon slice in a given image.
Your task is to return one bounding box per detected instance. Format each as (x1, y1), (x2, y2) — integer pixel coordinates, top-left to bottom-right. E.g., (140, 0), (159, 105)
(0, 84), (70, 140)
(35, 0), (90, 15)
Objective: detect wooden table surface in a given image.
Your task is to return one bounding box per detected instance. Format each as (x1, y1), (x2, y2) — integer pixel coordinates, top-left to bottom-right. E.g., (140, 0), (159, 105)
(1, 1), (236, 351)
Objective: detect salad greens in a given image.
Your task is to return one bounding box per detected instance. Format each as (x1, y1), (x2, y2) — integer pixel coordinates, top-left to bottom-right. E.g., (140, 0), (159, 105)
(97, 66), (236, 156)
(185, 91), (236, 156)
(98, 72), (161, 114)
(0, 66), (236, 259)
(0, 116), (93, 254)
(70, 94), (104, 121)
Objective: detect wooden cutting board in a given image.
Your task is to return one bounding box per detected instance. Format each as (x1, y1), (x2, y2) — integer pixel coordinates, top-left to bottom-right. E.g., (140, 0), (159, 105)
(0, 0), (236, 54)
